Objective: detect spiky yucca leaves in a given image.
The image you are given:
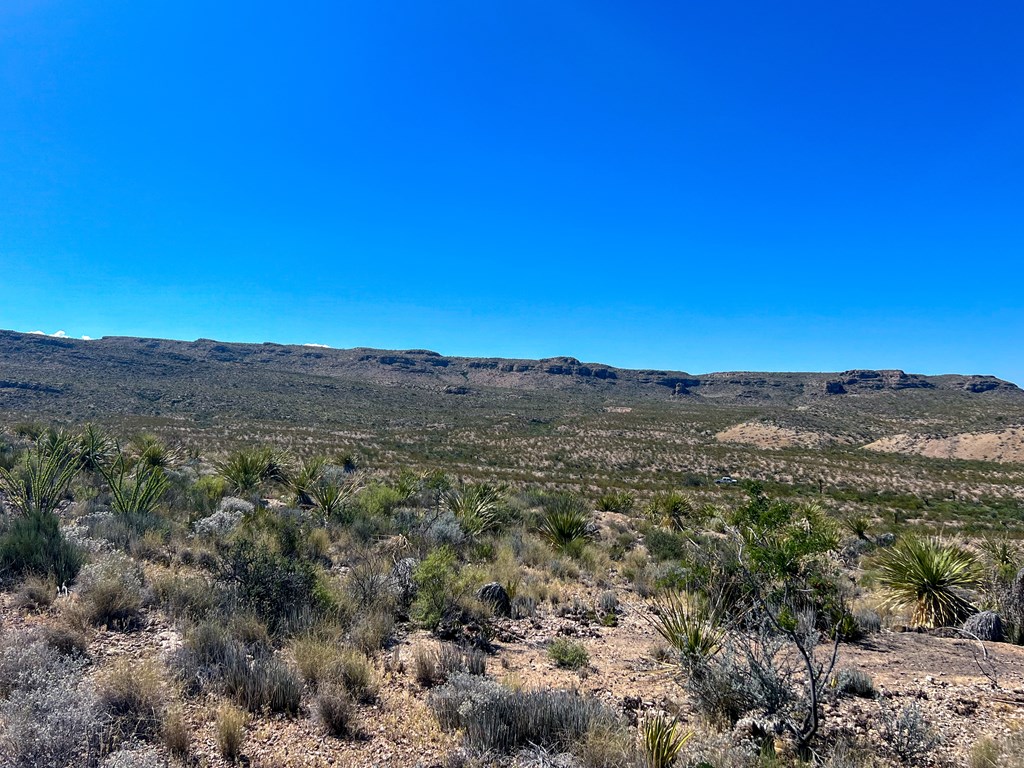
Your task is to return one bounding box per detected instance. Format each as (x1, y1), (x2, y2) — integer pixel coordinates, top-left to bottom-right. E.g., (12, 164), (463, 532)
(78, 424), (114, 474)
(876, 537), (981, 628)
(443, 482), (505, 535)
(128, 433), (179, 470)
(310, 478), (359, 522)
(651, 591), (725, 666)
(215, 447), (290, 499)
(0, 431), (81, 516)
(290, 456), (328, 507)
(102, 459), (170, 519)
(538, 494), (593, 553)
(648, 491), (694, 532)
(640, 713), (691, 768)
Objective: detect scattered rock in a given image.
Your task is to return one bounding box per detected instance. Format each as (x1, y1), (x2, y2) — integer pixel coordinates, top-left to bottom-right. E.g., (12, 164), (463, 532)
(963, 611), (1004, 642)
(477, 582), (511, 617)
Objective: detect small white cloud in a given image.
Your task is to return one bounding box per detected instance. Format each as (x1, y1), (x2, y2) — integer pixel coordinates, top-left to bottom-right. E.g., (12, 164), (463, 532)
(303, 343), (331, 348)
(26, 329), (83, 339)
(28, 330), (45, 335)
(52, 330), (68, 338)
(81, 335), (92, 341)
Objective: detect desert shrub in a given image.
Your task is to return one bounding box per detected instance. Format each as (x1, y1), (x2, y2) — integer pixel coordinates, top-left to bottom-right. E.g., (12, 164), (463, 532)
(77, 553), (145, 629)
(101, 459), (169, 527)
(596, 491), (635, 514)
(834, 667), (876, 698)
(192, 496), (251, 537)
(187, 474), (227, 514)
(344, 554), (398, 612)
(852, 608), (882, 636)
(100, 745), (163, 768)
(293, 635), (376, 702)
(644, 528), (689, 562)
(219, 538), (332, 634)
(357, 483), (406, 517)
(429, 674), (617, 754)
(412, 546), (463, 630)
(150, 570), (219, 620)
(640, 712), (691, 768)
(97, 659), (167, 745)
(547, 638), (589, 670)
(413, 642), (486, 687)
(877, 700), (941, 764)
(538, 494), (593, 555)
(0, 432), (79, 517)
(162, 706), (192, 759)
(578, 720), (639, 768)
(0, 509), (84, 583)
(215, 703), (247, 761)
(317, 683), (357, 738)
(40, 620), (89, 657)
(970, 732), (1024, 768)
(15, 575), (55, 610)
(875, 536), (980, 627)
(0, 633), (103, 768)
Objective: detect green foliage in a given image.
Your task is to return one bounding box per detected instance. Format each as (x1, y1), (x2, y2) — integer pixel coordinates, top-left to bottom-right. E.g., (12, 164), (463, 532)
(640, 713), (691, 768)
(219, 538), (332, 634)
(651, 591), (724, 666)
(129, 433), (178, 469)
(0, 432), (80, 517)
(102, 459), (170, 520)
(356, 483), (405, 517)
(648, 491), (694, 531)
(875, 536), (980, 628)
(77, 423), (114, 474)
(538, 494), (593, 554)
(596, 490), (635, 514)
(443, 482), (506, 535)
(0, 508), (84, 583)
(547, 637), (589, 670)
(215, 446), (289, 498)
(412, 546), (463, 630)
(645, 528), (689, 562)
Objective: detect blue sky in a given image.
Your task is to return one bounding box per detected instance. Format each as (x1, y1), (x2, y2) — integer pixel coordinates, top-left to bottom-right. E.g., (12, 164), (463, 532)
(1, 2), (1022, 382)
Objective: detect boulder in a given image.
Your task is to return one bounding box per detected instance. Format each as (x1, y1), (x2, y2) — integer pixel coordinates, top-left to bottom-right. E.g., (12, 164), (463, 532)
(963, 610), (1004, 642)
(477, 582), (511, 617)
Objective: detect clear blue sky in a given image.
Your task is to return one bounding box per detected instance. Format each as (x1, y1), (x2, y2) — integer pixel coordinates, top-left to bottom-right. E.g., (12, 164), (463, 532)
(2, 2), (1022, 382)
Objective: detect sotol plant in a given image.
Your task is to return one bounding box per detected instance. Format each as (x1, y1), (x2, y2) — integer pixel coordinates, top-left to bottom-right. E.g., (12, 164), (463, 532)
(875, 536), (980, 628)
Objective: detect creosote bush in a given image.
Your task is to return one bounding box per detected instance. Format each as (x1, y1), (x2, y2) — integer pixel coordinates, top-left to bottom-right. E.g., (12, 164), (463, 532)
(547, 637), (589, 670)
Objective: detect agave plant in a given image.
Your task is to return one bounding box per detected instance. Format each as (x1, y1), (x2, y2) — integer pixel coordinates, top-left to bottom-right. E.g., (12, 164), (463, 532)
(444, 482), (505, 535)
(289, 456), (328, 506)
(309, 478), (360, 522)
(651, 590), (725, 666)
(875, 536), (980, 628)
(0, 431), (81, 516)
(78, 423), (114, 474)
(640, 712), (692, 768)
(128, 433), (180, 470)
(538, 494), (593, 553)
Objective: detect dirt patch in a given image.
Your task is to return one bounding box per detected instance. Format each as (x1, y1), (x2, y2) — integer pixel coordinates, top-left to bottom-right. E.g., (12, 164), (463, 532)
(715, 421), (837, 450)
(863, 427), (1024, 464)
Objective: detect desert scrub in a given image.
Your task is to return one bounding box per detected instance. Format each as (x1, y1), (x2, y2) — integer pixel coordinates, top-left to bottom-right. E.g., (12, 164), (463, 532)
(317, 683), (358, 738)
(192, 496), (251, 537)
(216, 703), (248, 761)
(412, 546), (468, 630)
(596, 490), (635, 514)
(76, 552), (145, 629)
(547, 637), (589, 670)
(834, 667), (876, 699)
(641, 712), (692, 768)
(14, 575), (56, 611)
(97, 659), (167, 745)
(538, 493), (593, 555)
(0, 508), (85, 583)
(429, 673), (618, 754)
(293, 635), (377, 702)
(878, 700), (941, 764)
(413, 642), (486, 687)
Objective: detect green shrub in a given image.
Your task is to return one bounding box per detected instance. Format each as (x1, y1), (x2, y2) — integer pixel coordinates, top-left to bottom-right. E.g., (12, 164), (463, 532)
(443, 483), (506, 535)
(547, 638), (589, 670)
(596, 491), (635, 514)
(645, 528), (688, 562)
(412, 546), (462, 630)
(0, 510), (84, 583)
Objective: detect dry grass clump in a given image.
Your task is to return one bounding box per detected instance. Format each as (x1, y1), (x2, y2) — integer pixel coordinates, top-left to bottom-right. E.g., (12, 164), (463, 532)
(316, 683), (358, 738)
(96, 658), (167, 745)
(14, 575), (55, 611)
(161, 706), (193, 759)
(216, 702), (248, 761)
(292, 634), (377, 702)
(412, 642), (486, 687)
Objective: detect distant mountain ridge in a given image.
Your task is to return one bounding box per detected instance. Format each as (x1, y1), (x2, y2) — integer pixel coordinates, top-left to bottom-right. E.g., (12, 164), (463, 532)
(0, 329), (1018, 411)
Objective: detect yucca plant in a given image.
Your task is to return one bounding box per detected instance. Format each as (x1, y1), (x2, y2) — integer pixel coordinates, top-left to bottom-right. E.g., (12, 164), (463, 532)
(0, 431), (81, 516)
(875, 536), (980, 628)
(651, 590), (725, 666)
(648, 492), (694, 532)
(310, 478), (359, 522)
(444, 482), (505, 535)
(102, 458), (170, 520)
(128, 433), (179, 470)
(538, 494), (593, 553)
(289, 456), (328, 506)
(215, 447), (290, 499)
(78, 423), (114, 474)
(640, 712), (691, 768)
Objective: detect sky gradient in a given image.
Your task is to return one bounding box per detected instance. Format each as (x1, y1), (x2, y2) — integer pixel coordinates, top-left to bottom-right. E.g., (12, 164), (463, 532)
(2, 2), (1022, 382)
